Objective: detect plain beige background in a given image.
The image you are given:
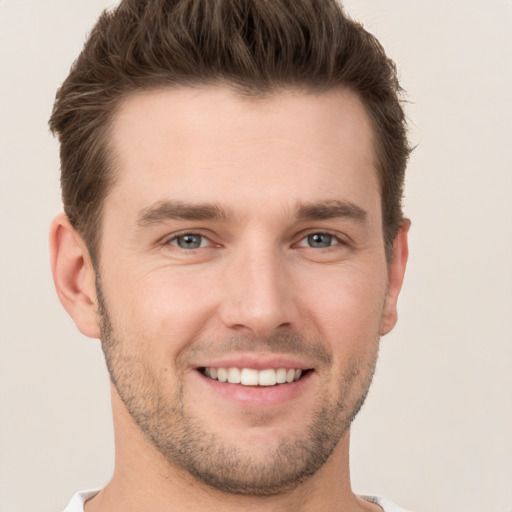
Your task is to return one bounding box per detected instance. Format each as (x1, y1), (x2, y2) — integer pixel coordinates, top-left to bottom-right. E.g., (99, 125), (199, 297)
(1, 1), (511, 511)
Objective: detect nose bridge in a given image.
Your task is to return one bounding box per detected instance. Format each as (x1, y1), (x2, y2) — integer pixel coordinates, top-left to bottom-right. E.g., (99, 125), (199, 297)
(220, 238), (296, 336)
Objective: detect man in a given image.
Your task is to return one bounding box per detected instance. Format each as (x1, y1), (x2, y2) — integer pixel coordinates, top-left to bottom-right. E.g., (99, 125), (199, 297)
(49, 0), (411, 511)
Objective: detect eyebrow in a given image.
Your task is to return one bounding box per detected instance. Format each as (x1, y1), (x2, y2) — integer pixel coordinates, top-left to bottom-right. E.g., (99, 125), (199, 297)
(137, 200), (231, 226)
(295, 200), (368, 223)
(136, 199), (368, 227)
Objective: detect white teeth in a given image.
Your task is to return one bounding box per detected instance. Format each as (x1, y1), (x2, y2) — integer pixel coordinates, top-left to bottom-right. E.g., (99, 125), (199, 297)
(240, 368), (259, 386)
(227, 367), (241, 384)
(258, 369), (277, 386)
(203, 367), (306, 386)
(276, 368), (287, 384)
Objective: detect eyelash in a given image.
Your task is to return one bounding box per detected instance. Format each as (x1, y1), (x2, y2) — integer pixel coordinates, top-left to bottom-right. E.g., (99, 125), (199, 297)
(295, 232), (344, 249)
(166, 232), (215, 250)
(165, 231), (346, 250)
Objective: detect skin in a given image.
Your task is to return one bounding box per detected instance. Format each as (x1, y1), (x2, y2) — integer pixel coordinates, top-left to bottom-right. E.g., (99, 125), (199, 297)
(50, 86), (409, 512)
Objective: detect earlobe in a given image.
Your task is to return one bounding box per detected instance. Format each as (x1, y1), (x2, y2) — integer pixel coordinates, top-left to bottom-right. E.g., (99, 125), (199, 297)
(49, 213), (100, 339)
(380, 219), (411, 336)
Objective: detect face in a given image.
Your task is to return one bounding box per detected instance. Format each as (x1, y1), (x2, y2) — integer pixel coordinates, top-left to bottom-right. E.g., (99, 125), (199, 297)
(95, 86), (405, 495)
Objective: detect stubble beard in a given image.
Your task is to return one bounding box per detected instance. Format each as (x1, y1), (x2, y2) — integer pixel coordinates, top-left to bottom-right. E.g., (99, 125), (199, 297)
(96, 284), (380, 496)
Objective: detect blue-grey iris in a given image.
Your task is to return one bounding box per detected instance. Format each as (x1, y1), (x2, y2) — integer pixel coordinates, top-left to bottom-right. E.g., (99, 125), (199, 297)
(308, 233), (332, 248)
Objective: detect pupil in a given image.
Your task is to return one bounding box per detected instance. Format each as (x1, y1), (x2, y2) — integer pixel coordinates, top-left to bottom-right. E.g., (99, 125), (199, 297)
(178, 234), (201, 249)
(309, 233), (332, 248)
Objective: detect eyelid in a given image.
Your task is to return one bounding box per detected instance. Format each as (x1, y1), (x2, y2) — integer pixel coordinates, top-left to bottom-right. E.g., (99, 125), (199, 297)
(293, 229), (349, 248)
(170, 235), (207, 249)
(163, 230), (219, 249)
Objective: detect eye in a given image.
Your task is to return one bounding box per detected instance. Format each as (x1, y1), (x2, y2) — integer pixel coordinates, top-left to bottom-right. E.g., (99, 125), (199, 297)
(298, 233), (338, 249)
(169, 233), (209, 249)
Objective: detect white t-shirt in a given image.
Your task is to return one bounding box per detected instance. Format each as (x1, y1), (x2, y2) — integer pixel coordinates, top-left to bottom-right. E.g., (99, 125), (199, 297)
(63, 489), (412, 512)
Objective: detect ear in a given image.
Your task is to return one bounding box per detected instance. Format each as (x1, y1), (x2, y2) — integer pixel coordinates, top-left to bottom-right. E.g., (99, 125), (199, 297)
(380, 219), (411, 336)
(49, 213), (100, 338)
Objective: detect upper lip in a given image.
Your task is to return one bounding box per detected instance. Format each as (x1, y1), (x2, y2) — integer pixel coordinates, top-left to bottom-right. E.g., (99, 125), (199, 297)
(193, 354), (314, 371)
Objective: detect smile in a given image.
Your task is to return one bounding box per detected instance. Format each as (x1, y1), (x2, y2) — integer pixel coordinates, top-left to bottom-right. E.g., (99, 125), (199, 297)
(200, 367), (307, 386)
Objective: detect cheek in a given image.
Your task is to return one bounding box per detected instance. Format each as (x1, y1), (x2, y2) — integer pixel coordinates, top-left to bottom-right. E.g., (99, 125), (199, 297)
(299, 262), (388, 346)
(101, 264), (219, 359)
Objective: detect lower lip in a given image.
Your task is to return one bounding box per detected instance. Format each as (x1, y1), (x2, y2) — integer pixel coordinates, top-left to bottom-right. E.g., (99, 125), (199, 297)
(193, 370), (313, 408)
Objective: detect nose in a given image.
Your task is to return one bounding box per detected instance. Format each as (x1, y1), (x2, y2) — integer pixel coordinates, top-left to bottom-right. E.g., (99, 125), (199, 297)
(218, 245), (299, 338)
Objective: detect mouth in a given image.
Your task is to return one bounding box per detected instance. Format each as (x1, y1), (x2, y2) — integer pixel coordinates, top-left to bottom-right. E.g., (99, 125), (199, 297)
(198, 366), (312, 387)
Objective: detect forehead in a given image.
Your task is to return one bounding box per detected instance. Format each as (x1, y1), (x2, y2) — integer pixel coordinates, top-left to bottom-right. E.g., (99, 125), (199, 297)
(107, 86), (380, 222)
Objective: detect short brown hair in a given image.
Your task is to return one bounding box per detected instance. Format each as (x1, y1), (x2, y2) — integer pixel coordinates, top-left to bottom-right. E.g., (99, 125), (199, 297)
(49, 0), (410, 262)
